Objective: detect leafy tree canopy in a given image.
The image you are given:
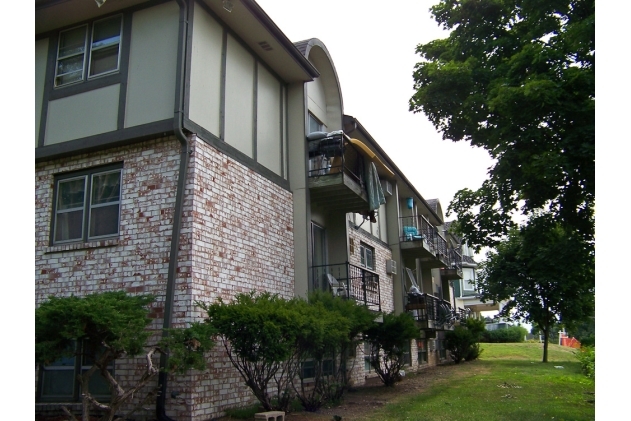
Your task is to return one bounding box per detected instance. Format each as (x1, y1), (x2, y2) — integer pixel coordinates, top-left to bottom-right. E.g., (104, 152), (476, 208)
(477, 214), (594, 361)
(410, 0), (595, 250)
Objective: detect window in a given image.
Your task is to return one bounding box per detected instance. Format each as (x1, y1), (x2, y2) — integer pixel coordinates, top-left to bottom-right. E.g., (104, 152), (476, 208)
(364, 342), (373, 372)
(38, 342), (113, 402)
(53, 165), (122, 244)
(401, 341), (411, 366)
(308, 113), (325, 133)
(463, 278), (475, 291)
(359, 242), (375, 270)
(300, 359), (334, 379)
(55, 15), (123, 87)
(417, 339), (428, 365)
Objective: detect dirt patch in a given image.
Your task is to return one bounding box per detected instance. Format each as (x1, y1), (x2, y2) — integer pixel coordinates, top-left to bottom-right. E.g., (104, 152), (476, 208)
(222, 361), (489, 421)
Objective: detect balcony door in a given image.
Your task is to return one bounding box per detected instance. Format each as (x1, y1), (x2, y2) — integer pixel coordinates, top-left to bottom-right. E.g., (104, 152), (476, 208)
(311, 223), (328, 291)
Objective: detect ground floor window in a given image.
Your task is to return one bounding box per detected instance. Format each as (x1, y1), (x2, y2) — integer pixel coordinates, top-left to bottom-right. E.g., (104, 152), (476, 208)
(37, 342), (113, 402)
(401, 341), (411, 366)
(417, 339), (428, 364)
(301, 359), (335, 380)
(437, 339), (447, 360)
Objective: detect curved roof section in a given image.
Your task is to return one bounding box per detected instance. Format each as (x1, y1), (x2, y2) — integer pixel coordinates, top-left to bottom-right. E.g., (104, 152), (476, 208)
(294, 38), (344, 116)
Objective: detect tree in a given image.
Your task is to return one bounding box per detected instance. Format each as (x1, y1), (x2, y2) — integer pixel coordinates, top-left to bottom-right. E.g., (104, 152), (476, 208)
(410, 0), (595, 250)
(363, 312), (419, 386)
(476, 214), (594, 362)
(35, 291), (215, 421)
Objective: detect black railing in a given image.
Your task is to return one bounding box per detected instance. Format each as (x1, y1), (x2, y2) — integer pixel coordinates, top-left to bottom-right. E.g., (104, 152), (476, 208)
(447, 247), (462, 270)
(405, 293), (463, 329)
(462, 255), (477, 265)
(307, 132), (364, 185)
(310, 262), (381, 312)
(399, 215), (447, 259)
(435, 234), (448, 262)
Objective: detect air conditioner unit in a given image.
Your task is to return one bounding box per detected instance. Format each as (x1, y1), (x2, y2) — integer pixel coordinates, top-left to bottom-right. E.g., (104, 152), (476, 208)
(380, 180), (393, 196)
(386, 259), (397, 275)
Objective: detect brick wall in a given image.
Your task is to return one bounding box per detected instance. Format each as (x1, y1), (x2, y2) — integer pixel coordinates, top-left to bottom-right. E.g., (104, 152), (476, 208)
(35, 134), (296, 421)
(182, 136), (295, 420)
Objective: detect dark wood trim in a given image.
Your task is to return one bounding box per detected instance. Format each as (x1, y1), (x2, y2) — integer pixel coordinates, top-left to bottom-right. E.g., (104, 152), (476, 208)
(252, 61), (258, 161)
(219, 27), (227, 141)
(37, 34), (58, 148)
(183, 118), (290, 192)
(183, 0), (194, 117)
(36, 119), (174, 162)
(48, 73), (124, 101)
(117, 11), (134, 130)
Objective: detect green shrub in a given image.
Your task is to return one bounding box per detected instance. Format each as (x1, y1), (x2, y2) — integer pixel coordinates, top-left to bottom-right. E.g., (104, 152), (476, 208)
(465, 342), (483, 361)
(36, 291), (214, 421)
(574, 346), (595, 378)
(481, 326), (527, 343)
(364, 312), (419, 386)
(445, 317), (485, 363)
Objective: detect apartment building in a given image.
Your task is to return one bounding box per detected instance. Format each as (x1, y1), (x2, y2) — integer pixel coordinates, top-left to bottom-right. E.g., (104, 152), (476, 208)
(35, 1), (467, 419)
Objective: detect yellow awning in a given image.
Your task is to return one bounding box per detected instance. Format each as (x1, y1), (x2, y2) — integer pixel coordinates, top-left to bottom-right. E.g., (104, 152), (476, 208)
(348, 138), (395, 178)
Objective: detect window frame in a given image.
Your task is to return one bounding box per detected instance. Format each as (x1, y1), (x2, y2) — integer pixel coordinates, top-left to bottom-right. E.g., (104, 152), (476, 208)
(54, 14), (123, 88)
(359, 242), (375, 271)
(52, 163), (123, 245)
(417, 339), (428, 365)
(308, 112), (325, 134)
(300, 358), (335, 380)
(37, 341), (114, 403)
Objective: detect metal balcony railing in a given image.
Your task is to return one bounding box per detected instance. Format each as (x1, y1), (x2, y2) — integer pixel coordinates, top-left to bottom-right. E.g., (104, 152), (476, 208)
(399, 215), (448, 259)
(435, 234), (448, 262)
(307, 132), (364, 185)
(310, 262), (381, 312)
(447, 247), (462, 270)
(405, 293), (470, 328)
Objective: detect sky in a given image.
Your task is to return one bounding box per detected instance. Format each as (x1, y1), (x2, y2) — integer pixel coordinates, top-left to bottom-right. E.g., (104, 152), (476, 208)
(256, 0), (495, 217)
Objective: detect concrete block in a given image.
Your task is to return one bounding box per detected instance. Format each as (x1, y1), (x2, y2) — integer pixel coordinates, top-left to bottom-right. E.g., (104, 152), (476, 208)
(254, 411), (285, 421)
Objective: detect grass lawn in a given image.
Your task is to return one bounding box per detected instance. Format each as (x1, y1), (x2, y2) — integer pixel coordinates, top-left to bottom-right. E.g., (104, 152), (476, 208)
(367, 343), (595, 421)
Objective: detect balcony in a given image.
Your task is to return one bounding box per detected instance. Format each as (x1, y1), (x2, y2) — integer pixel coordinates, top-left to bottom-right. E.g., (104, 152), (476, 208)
(310, 262), (381, 312)
(399, 215), (450, 267)
(405, 293), (468, 331)
(307, 132), (369, 214)
(440, 247), (463, 280)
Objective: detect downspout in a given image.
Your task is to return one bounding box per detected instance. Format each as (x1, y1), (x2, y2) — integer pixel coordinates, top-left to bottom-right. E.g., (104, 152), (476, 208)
(157, 0), (190, 419)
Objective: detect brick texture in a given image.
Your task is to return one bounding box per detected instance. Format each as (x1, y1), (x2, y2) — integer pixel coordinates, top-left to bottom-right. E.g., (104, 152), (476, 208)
(35, 134), (295, 421)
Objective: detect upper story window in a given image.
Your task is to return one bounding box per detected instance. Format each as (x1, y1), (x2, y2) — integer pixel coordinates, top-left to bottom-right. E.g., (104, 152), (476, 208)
(53, 164), (122, 244)
(359, 242), (375, 271)
(463, 278), (475, 291)
(308, 113), (325, 134)
(55, 15), (123, 87)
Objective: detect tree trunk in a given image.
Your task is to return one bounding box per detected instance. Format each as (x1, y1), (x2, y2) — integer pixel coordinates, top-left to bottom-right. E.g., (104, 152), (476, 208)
(542, 328), (549, 363)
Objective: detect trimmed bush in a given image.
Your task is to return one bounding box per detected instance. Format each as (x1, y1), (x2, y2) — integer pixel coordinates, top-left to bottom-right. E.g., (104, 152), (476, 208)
(481, 325), (528, 343)
(445, 317), (486, 364)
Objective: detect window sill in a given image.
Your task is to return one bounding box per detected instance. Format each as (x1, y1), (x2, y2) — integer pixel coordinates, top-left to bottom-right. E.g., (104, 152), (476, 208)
(45, 238), (119, 254)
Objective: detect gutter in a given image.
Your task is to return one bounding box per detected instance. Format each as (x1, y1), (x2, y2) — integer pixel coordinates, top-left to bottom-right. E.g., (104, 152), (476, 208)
(157, 0), (190, 419)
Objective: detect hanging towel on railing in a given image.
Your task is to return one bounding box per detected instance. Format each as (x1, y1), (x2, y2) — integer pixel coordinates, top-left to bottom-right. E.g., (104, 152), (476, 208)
(366, 161), (386, 211)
